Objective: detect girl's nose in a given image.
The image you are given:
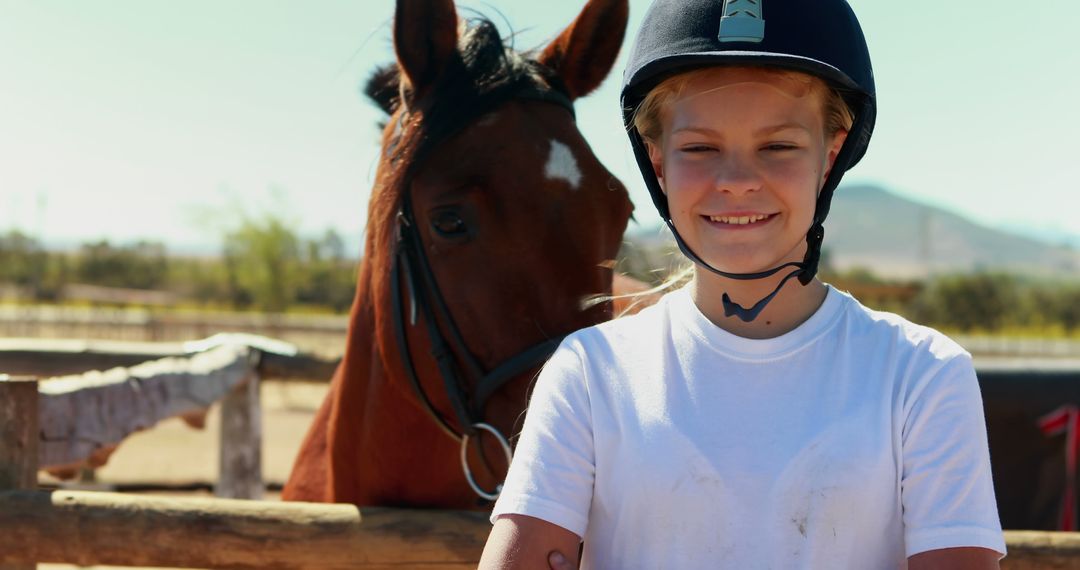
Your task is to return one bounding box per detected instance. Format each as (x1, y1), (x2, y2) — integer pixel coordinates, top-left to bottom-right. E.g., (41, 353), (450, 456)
(713, 152), (762, 195)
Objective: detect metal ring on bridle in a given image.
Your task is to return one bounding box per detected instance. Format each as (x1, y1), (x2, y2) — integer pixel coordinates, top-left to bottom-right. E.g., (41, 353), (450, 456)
(460, 422), (514, 501)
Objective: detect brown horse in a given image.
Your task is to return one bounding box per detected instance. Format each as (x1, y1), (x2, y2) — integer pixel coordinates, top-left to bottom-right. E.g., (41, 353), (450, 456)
(282, 0), (632, 509)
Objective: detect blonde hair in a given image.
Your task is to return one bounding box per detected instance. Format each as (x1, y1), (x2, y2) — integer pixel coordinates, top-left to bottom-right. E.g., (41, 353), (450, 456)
(632, 66), (854, 145)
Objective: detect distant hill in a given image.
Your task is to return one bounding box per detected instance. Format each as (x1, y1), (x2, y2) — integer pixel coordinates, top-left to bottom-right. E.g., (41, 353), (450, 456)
(826, 185), (1080, 279)
(623, 185), (1080, 280)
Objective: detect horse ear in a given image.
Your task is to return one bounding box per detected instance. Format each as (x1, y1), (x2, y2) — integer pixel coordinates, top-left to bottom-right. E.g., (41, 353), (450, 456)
(538, 0), (629, 100)
(364, 65), (401, 115)
(394, 0), (459, 104)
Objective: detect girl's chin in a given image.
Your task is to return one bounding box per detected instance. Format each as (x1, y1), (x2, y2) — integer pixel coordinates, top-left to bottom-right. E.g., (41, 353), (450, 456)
(692, 251), (792, 276)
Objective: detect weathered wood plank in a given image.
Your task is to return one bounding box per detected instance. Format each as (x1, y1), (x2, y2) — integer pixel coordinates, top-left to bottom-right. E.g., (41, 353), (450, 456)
(0, 490), (1076, 568)
(0, 490), (488, 568)
(37, 344), (252, 470)
(0, 376), (38, 490)
(1001, 530), (1080, 569)
(258, 350), (340, 381)
(0, 375), (38, 570)
(217, 366), (263, 500)
(0, 335), (339, 381)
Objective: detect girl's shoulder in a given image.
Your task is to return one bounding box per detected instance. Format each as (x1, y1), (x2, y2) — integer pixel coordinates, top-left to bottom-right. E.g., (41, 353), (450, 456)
(833, 286), (971, 365)
(561, 286), (687, 353)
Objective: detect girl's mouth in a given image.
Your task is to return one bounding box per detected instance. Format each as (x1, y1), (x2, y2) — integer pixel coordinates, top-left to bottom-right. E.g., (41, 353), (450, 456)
(702, 213), (777, 229)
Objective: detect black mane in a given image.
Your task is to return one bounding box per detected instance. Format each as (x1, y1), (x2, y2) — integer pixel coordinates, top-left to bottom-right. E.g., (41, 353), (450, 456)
(364, 18), (562, 119)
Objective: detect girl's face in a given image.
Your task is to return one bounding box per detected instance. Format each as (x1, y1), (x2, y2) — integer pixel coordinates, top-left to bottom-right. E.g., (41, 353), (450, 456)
(647, 67), (847, 275)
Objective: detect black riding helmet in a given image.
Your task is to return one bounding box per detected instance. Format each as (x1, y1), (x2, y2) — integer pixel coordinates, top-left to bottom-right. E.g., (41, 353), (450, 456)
(622, 0), (877, 322)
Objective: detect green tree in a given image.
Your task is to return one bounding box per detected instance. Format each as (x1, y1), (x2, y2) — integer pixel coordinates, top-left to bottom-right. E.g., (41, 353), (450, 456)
(74, 239), (168, 289)
(1060, 287), (1080, 335)
(0, 230), (47, 290)
(296, 229), (356, 312)
(222, 213), (301, 313)
(910, 273), (1019, 332)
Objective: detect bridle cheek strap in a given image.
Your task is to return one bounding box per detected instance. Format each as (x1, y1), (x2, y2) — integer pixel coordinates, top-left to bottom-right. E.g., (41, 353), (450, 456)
(387, 82), (578, 501)
(393, 197), (570, 442)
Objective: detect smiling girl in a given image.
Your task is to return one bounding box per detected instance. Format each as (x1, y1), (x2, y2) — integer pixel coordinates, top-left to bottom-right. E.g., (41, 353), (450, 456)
(480, 0), (1006, 568)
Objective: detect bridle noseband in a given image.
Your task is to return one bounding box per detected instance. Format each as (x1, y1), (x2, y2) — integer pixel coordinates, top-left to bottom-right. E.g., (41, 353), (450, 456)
(389, 83), (578, 501)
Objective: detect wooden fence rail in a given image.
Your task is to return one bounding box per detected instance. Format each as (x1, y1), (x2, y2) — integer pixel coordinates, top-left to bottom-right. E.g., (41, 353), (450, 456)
(0, 334), (343, 498)
(0, 334), (341, 495)
(0, 490), (489, 569)
(4, 303), (1078, 357)
(0, 490), (1073, 569)
(4, 374), (1080, 568)
(0, 306), (349, 347)
(36, 344), (252, 470)
(0, 334), (340, 380)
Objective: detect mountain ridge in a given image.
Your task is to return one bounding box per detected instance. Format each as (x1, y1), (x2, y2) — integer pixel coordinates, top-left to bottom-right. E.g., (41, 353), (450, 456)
(827, 185), (1080, 278)
(625, 184), (1080, 280)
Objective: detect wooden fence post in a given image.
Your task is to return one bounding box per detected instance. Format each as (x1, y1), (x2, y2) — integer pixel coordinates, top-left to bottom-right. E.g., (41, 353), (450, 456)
(216, 350), (263, 500)
(0, 374), (38, 570)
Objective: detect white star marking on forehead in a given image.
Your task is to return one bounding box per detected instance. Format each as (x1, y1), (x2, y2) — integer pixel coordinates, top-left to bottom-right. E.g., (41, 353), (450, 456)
(543, 139), (582, 191)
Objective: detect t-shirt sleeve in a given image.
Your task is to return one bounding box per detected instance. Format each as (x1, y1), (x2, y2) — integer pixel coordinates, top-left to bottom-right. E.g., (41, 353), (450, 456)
(488, 338), (595, 539)
(901, 352), (1007, 559)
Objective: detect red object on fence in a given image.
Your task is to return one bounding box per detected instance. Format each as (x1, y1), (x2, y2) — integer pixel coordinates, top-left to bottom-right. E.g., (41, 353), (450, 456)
(1038, 405), (1080, 531)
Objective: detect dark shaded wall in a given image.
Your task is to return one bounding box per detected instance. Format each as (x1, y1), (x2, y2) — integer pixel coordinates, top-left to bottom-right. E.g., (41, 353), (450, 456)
(980, 365), (1080, 530)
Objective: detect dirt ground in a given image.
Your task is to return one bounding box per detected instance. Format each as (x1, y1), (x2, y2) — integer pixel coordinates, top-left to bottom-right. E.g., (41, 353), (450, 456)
(36, 380), (329, 570)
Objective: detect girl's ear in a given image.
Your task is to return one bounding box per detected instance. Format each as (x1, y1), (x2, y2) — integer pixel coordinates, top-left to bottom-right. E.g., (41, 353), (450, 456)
(645, 140), (666, 194)
(821, 128), (849, 184)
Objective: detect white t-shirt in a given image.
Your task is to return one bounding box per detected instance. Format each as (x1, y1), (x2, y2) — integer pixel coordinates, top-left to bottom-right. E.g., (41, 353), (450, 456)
(491, 284), (1006, 569)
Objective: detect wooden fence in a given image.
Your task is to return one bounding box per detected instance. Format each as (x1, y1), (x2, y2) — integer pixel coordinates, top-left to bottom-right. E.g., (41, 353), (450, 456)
(3, 305), (1078, 358)
(0, 306), (348, 347)
(4, 341), (1080, 567)
(0, 376), (488, 569)
(0, 334), (338, 382)
(0, 334), (338, 497)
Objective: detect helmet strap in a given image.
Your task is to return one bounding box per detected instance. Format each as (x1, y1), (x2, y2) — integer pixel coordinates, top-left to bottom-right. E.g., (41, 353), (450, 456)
(797, 221), (825, 285)
(665, 216), (818, 323)
(722, 266), (806, 322)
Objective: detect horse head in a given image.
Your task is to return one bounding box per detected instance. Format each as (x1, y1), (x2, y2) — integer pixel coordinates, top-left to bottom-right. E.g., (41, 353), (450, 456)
(286, 0), (632, 509)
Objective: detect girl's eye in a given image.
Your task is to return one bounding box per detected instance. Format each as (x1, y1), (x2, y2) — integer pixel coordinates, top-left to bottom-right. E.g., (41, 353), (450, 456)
(763, 144), (798, 152)
(680, 145), (715, 153)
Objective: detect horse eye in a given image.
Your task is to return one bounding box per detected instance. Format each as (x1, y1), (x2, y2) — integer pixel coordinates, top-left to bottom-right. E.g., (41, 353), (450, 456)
(432, 210), (468, 237)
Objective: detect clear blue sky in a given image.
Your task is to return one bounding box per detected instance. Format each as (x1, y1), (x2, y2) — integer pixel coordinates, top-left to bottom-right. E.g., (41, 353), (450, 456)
(2, 0), (1078, 254)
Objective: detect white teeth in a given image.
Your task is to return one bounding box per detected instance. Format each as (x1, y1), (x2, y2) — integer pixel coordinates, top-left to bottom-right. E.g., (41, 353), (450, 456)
(708, 214), (770, 225)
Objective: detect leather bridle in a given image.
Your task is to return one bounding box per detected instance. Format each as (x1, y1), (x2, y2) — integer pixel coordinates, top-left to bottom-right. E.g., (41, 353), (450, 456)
(389, 83), (579, 501)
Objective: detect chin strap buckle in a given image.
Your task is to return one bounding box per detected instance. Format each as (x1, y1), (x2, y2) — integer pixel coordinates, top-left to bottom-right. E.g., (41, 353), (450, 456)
(798, 223), (825, 286)
(722, 263), (807, 323)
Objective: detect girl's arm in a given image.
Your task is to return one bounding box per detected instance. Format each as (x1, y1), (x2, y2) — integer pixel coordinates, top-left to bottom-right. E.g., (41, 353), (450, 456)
(479, 514), (581, 570)
(908, 546), (1000, 569)
(901, 353), (1006, 560)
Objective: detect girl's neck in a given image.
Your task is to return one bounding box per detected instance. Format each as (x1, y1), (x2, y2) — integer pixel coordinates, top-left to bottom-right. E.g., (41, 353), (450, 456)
(689, 267), (828, 340)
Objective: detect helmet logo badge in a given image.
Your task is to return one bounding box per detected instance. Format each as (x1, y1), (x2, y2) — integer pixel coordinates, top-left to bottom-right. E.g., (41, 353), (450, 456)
(718, 0), (765, 43)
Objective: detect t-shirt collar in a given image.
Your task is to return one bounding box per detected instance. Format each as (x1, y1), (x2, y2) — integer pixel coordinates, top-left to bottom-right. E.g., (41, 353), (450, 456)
(671, 283), (849, 361)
